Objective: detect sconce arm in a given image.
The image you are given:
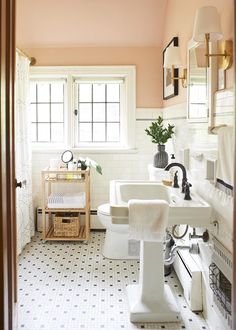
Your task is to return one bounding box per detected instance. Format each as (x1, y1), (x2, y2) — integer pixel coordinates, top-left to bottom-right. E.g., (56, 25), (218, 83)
(204, 33), (233, 69)
(171, 66), (187, 88)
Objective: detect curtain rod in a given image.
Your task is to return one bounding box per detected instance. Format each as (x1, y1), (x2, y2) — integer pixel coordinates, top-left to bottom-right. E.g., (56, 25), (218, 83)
(16, 48), (36, 66)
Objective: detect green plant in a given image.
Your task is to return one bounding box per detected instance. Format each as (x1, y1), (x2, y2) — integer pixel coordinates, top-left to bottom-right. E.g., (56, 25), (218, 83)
(79, 157), (102, 175)
(145, 116), (175, 145)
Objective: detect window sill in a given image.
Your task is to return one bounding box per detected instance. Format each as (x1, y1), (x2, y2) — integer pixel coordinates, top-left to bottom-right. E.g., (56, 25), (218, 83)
(32, 147), (138, 154)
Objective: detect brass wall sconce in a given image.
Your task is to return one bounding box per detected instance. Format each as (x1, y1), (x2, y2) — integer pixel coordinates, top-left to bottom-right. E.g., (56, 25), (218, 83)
(192, 6), (233, 69)
(163, 46), (187, 88)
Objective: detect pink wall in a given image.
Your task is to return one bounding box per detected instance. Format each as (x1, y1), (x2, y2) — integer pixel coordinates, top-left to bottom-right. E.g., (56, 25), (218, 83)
(21, 0), (234, 109)
(16, 0), (167, 48)
(162, 0), (234, 107)
(24, 47), (163, 108)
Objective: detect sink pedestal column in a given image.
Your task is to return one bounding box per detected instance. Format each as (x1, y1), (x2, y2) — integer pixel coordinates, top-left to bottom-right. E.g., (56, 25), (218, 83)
(127, 240), (181, 322)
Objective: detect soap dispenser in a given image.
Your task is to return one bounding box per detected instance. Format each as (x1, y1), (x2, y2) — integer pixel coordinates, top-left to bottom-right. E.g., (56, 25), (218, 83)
(169, 154), (176, 181)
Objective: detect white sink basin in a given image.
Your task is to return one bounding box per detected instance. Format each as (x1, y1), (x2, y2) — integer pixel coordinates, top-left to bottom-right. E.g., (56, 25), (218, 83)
(110, 180), (211, 227)
(117, 182), (171, 204)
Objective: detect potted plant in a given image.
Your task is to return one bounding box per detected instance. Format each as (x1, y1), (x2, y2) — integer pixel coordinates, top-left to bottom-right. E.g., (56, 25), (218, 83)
(145, 116), (175, 168)
(79, 157), (102, 175)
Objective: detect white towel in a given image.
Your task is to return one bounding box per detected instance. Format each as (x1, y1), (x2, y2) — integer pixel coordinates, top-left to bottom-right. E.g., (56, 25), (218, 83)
(47, 192), (85, 208)
(128, 199), (169, 242)
(216, 126), (234, 196)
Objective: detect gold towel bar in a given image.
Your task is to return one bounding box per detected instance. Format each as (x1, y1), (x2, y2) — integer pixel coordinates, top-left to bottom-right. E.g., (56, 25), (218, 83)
(208, 124), (227, 134)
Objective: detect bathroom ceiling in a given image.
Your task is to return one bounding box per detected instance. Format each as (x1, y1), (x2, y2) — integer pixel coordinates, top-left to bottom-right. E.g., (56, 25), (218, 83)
(16, 0), (167, 48)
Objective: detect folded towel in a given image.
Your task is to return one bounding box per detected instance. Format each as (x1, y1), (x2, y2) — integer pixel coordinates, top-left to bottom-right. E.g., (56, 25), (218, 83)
(216, 126), (234, 196)
(47, 192), (85, 208)
(128, 199), (169, 242)
(63, 192), (85, 203)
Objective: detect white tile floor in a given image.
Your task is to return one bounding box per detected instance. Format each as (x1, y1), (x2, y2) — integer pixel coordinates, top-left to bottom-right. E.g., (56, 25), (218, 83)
(18, 231), (209, 330)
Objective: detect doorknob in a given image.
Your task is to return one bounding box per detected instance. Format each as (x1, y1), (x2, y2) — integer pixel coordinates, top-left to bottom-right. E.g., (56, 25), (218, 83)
(15, 179), (26, 188)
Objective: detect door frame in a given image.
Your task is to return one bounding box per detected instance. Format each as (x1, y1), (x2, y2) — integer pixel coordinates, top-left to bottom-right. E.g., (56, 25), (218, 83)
(0, 0), (17, 329)
(0, 1), (236, 330)
(233, 2), (236, 327)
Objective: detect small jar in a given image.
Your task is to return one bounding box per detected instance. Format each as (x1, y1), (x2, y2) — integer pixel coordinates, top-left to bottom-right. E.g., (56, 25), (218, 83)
(72, 159), (78, 170)
(68, 161), (74, 170)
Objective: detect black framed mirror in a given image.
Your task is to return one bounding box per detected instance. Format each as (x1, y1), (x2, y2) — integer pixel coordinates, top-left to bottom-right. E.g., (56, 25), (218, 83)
(61, 150), (73, 164)
(163, 36), (179, 100)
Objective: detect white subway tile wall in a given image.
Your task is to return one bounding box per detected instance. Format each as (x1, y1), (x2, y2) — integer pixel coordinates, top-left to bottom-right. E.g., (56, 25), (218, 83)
(32, 90), (233, 221)
(32, 108), (163, 214)
(214, 88), (234, 125)
(161, 91), (233, 253)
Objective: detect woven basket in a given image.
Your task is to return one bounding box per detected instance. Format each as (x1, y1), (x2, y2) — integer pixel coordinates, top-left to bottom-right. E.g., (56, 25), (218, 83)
(54, 212), (80, 237)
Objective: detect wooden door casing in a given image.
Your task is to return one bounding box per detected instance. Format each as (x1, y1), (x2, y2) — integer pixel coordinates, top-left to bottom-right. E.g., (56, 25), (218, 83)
(0, 0), (17, 329)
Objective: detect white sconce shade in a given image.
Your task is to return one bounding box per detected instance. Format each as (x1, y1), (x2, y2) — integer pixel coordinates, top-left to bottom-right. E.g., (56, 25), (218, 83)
(192, 6), (223, 42)
(192, 6), (232, 70)
(164, 46), (183, 68)
(163, 45), (187, 88)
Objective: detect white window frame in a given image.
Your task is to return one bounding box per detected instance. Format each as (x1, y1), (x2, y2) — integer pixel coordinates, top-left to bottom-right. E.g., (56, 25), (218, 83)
(73, 78), (123, 147)
(30, 78), (68, 148)
(30, 66), (136, 151)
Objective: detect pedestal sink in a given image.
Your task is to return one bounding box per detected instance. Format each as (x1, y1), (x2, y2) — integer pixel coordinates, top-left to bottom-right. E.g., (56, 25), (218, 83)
(109, 180), (212, 323)
(110, 180), (212, 227)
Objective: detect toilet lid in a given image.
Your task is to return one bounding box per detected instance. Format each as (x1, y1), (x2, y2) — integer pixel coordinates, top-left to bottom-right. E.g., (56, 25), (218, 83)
(97, 203), (110, 216)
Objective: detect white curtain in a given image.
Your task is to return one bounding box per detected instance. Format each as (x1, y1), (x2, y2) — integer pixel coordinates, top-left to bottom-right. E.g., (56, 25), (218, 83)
(15, 52), (34, 255)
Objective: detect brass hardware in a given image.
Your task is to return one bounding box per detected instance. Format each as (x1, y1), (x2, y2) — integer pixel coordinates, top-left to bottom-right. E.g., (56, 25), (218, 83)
(171, 66), (187, 88)
(218, 40), (233, 70)
(30, 57), (37, 66)
(204, 33), (233, 69)
(208, 124), (227, 134)
(205, 33), (210, 67)
(16, 48), (36, 66)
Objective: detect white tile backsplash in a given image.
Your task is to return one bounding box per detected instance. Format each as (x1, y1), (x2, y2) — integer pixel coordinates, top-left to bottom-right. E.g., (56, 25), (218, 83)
(161, 94), (234, 330)
(161, 94), (233, 252)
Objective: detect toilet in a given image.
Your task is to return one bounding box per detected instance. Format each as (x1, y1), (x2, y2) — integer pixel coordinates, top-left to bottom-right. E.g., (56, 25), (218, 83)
(97, 203), (139, 259)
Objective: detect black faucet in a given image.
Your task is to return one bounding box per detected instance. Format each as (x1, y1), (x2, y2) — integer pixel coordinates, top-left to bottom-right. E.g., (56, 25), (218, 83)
(165, 162), (187, 193)
(173, 171), (179, 188)
(184, 182), (192, 200)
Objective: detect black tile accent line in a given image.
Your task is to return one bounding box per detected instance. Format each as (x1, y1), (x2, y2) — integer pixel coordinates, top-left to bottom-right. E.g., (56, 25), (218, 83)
(79, 209), (97, 215)
(216, 178), (233, 191)
(135, 116), (187, 121)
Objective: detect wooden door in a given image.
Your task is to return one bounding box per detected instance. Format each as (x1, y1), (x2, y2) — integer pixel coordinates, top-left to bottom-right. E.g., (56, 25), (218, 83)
(233, 2), (236, 328)
(0, 0), (17, 329)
